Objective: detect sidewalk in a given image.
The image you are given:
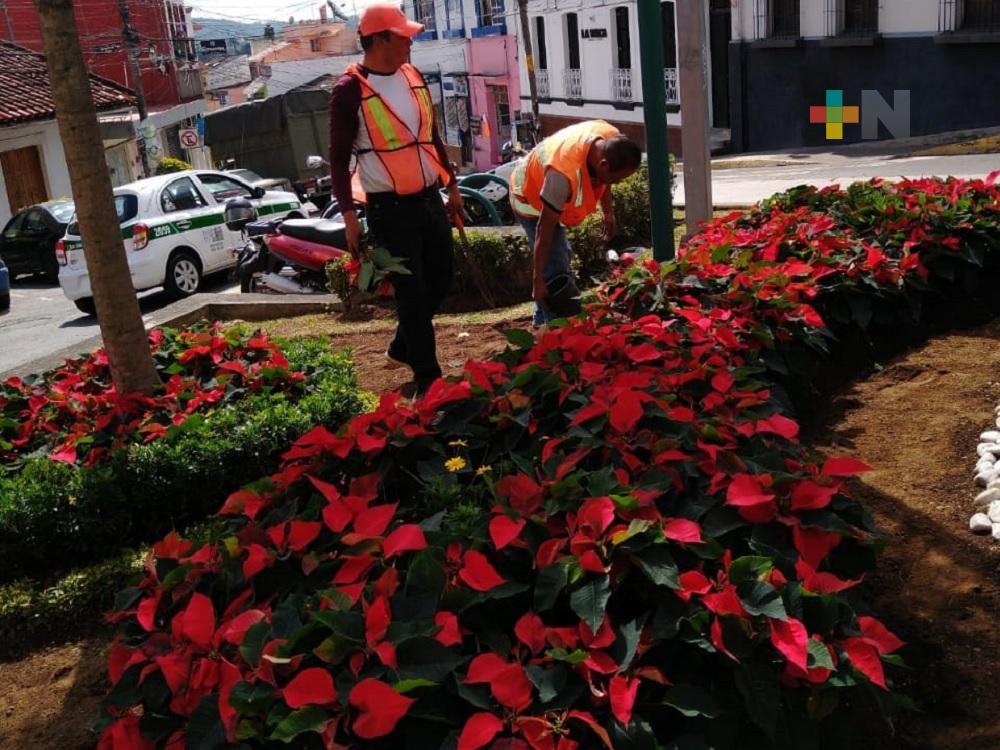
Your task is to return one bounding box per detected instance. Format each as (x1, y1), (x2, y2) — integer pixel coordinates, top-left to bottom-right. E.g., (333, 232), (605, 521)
(674, 127), (1000, 208)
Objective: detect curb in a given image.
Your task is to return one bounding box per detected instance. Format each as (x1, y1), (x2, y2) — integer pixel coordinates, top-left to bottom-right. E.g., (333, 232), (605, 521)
(1, 293), (342, 380)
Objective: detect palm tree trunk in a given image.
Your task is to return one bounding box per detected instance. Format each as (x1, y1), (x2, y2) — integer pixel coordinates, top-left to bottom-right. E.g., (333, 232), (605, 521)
(34, 0), (159, 394)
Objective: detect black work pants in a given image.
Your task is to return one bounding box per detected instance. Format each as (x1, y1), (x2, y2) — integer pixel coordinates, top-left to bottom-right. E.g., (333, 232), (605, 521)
(366, 187), (454, 387)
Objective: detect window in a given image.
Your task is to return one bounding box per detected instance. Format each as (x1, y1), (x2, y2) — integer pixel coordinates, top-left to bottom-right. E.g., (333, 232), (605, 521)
(415, 0), (436, 29)
(534, 16), (547, 69)
(197, 174), (253, 202)
(49, 203), (75, 224)
(614, 7), (631, 69)
(3, 213), (24, 239)
(755, 0), (800, 38)
(21, 209), (48, 235)
(478, 0), (504, 27)
(310, 38), (321, 52)
(962, 0), (1000, 30)
(67, 195), (137, 235)
(661, 1), (677, 66)
(161, 177), (208, 213)
(844, 0), (878, 33)
(565, 12), (580, 69)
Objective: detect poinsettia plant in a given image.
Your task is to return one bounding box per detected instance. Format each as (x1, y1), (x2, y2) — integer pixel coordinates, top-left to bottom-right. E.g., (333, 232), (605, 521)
(96, 174), (1000, 750)
(0, 324), (305, 469)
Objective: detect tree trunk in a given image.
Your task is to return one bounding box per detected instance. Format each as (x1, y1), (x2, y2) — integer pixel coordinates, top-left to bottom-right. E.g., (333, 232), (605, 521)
(35, 0), (159, 394)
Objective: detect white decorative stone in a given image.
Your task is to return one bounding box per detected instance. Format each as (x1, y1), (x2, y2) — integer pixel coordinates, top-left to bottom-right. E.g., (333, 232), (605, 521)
(995, 415), (1000, 429)
(974, 487), (1000, 506)
(976, 442), (1000, 457)
(994, 523), (1000, 542)
(989, 500), (1000, 523)
(982, 431), (1000, 442)
(976, 461), (996, 475)
(978, 452), (997, 464)
(970, 513), (993, 533)
(975, 470), (998, 487)
(988, 477), (1000, 491)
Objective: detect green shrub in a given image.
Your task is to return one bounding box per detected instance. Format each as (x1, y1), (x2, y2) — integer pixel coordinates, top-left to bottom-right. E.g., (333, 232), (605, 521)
(155, 156), (193, 175)
(0, 339), (365, 583)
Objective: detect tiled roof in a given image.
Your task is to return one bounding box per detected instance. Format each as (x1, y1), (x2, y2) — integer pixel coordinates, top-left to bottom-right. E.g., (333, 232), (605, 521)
(0, 41), (136, 127)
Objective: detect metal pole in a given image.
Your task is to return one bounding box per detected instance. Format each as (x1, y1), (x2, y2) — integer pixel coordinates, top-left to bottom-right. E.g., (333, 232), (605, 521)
(677, 0), (712, 234)
(637, 0), (674, 260)
(119, 0), (151, 177)
(517, 0), (539, 134)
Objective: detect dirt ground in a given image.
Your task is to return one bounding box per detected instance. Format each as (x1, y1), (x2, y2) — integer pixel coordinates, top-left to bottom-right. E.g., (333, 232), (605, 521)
(4, 315), (1000, 749)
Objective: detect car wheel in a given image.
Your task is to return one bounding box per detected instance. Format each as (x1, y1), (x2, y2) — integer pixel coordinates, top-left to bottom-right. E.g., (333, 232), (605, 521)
(164, 251), (202, 299)
(74, 297), (96, 316)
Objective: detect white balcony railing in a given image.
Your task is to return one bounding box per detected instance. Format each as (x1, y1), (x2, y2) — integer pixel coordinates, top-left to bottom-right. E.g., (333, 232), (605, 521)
(564, 68), (582, 99)
(664, 67), (679, 105)
(610, 68), (633, 102)
(535, 69), (550, 99)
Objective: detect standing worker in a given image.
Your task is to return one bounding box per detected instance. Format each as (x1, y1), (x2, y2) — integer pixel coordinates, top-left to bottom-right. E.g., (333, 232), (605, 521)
(329, 2), (463, 399)
(509, 121), (642, 325)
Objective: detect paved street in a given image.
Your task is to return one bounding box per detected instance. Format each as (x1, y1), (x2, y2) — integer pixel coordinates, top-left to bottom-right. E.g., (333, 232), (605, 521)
(676, 152), (1000, 208)
(0, 273), (238, 378)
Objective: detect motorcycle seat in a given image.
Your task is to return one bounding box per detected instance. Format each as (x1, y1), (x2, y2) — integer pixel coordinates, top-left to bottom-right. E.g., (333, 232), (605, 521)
(279, 219), (347, 248)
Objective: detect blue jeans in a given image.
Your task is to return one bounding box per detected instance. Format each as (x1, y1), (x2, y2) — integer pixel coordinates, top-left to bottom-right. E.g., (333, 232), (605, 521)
(518, 215), (572, 325)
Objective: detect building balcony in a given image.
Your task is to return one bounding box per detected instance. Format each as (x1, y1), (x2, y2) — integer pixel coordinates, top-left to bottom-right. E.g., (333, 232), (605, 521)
(664, 67), (679, 106)
(535, 69), (549, 99)
(564, 68), (582, 100)
(610, 68), (633, 102)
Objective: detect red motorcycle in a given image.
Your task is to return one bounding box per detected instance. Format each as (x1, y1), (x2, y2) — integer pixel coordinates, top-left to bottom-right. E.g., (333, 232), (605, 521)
(224, 198), (354, 295)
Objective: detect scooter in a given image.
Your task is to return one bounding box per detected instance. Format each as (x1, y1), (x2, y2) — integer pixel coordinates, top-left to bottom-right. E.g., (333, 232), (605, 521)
(225, 198), (354, 295)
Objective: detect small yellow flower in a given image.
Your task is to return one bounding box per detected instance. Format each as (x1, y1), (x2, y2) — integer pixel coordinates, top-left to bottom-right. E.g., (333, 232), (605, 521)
(448, 439), (468, 448)
(445, 456), (467, 472)
(476, 465), (493, 476)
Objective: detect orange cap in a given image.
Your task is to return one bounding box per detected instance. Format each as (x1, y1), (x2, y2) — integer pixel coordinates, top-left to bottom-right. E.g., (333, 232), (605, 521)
(358, 3), (424, 37)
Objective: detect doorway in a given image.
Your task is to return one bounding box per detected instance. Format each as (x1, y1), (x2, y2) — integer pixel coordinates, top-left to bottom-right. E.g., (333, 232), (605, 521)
(709, 0), (731, 128)
(1, 145), (48, 215)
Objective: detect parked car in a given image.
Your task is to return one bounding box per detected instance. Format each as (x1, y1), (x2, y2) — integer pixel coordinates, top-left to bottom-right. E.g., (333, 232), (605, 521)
(227, 168), (296, 197)
(57, 170), (306, 315)
(0, 200), (75, 282)
(0, 256), (9, 313)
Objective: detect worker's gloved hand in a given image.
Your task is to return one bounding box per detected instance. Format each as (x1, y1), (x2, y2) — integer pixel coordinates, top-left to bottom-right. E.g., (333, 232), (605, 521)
(344, 211), (363, 259)
(532, 274), (548, 309)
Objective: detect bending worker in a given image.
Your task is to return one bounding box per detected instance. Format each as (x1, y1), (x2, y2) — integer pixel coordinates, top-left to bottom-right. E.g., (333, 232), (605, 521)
(329, 2), (463, 399)
(509, 120), (642, 325)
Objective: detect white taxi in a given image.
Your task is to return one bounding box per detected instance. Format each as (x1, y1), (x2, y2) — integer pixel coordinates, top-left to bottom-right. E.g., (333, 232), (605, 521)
(57, 170), (305, 315)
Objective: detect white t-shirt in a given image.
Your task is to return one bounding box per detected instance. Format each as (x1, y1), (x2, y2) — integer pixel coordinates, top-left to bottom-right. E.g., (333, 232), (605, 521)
(355, 68), (440, 194)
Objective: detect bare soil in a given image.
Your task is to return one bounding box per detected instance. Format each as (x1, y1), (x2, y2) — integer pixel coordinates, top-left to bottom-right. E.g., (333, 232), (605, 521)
(4, 316), (1000, 749)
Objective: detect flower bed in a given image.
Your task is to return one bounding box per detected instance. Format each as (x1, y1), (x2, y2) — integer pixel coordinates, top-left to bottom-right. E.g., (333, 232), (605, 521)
(97, 175), (999, 749)
(0, 328), (367, 582)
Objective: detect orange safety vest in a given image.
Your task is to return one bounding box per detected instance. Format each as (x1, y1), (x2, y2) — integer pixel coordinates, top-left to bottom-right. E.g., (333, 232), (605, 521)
(509, 120), (621, 227)
(345, 63), (451, 197)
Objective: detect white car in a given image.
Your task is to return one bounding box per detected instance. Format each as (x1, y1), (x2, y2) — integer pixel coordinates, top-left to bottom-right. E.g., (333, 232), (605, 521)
(57, 170), (305, 315)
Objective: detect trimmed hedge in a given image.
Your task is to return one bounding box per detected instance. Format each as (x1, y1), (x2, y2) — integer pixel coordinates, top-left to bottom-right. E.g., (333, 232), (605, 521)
(0, 336), (367, 583)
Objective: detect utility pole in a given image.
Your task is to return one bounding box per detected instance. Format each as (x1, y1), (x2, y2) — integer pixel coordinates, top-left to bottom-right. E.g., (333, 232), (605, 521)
(637, 0), (674, 260)
(119, 0), (151, 177)
(677, 0), (712, 234)
(0, 0), (14, 42)
(516, 0), (539, 141)
(34, 0), (160, 394)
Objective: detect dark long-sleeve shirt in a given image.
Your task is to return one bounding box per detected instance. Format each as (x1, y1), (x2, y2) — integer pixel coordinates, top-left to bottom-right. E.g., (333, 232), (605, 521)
(328, 66), (455, 211)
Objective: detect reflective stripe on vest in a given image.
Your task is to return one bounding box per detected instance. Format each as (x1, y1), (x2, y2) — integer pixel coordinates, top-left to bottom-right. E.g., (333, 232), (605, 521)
(346, 63), (450, 195)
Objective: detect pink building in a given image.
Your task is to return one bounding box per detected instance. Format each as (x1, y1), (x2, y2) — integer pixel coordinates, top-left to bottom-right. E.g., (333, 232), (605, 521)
(407, 0), (522, 172)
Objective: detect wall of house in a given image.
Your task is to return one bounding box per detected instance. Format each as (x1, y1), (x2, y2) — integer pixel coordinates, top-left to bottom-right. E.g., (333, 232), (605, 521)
(734, 0), (947, 38)
(0, 120), (71, 226)
(1, 0), (193, 108)
(518, 0), (683, 154)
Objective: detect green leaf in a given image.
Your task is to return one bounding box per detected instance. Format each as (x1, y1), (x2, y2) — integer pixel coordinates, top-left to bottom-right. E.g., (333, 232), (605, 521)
(503, 328), (535, 348)
(632, 545), (680, 589)
(737, 581), (787, 619)
(569, 574), (611, 633)
(358, 260), (375, 291)
(393, 678), (438, 693)
(534, 563), (569, 612)
(395, 637), (466, 682)
(229, 681), (276, 717)
(187, 695), (227, 750)
(807, 639), (834, 670)
(727, 555), (773, 585)
(546, 647), (589, 664)
(526, 664), (566, 704)
(662, 684), (721, 718)
(269, 706), (329, 743)
(240, 621), (271, 668)
(611, 617), (643, 673)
